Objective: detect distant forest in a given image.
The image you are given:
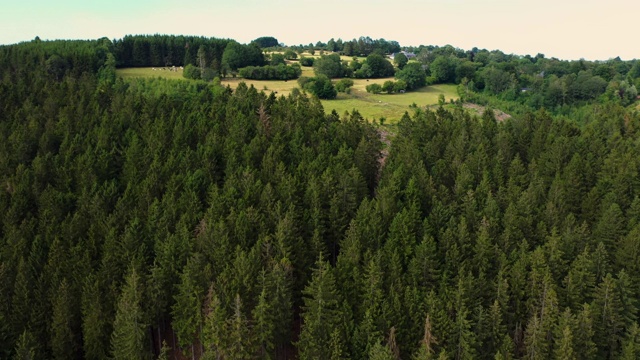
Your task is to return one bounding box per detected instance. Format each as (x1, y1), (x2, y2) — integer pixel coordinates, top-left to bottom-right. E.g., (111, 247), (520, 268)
(1, 35), (640, 360)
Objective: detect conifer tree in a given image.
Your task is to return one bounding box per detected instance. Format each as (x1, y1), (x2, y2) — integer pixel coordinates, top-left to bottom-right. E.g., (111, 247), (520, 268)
(413, 315), (437, 360)
(621, 322), (640, 360)
(225, 294), (255, 360)
(51, 278), (78, 360)
(110, 266), (148, 360)
(297, 256), (345, 359)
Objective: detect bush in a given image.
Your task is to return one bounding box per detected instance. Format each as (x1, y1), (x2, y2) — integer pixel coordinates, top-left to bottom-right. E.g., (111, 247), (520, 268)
(393, 79), (407, 93)
(239, 64), (301, 80)
(335, 79), (354, 93)
(382, 80), (395, 94)
(395, 62), (426, 90)
(270, 53), (286, 66)
(298, 75), (337, 99)
(300, 57), (315, 67)
(366, 83), (382, 94)
(284, 49), (298, 60)
(201, 68), (217, 82)
(365, 53), (395, 78)
(313, 54), (348, 78)
(183, 64), (201, 80)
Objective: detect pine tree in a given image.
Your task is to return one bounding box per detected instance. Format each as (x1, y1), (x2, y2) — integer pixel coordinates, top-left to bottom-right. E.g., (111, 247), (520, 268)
(592, 273), (625, 358)
(81, 275), (109, 360)
(110, 266), (148, 360)
(10, 258), (32, 341)
(201, 285), (226, 360)
(252, 272), (275, 359)
(225, 294), (255, 360)
(573, 304), (596, 360)
(388, 326), (401, 360)
(413, 315), (437, 360)
(14, 330), (37, 360)
(524, 314), (546, 360)
(563, 247), (595, 311)
(51, 278), (78, 360)
(297, 256), (345, 359)
(369, 340), (395, 360)
(158, 340), (171, 360)
(621, 322), (640, 360)
(553, 326), (576, 360)
(172, 254), (208, 359)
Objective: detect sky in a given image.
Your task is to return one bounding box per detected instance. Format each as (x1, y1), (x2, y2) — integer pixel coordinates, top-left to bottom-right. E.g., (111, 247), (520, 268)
(1, 0), (638, 61)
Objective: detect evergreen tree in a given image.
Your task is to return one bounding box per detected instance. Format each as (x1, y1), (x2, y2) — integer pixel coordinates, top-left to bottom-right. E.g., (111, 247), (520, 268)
(553, 325), (576, 360)
(110, 266), (148, 360)
(621, 322), (640, 360)
(413, 315), (437, 360)
(14, 330), (37, 360)
(225, 294), (255, 360)
(369, 340), (395, 360)
(297, 256), (345, 359)
(51, 278), (78, 360)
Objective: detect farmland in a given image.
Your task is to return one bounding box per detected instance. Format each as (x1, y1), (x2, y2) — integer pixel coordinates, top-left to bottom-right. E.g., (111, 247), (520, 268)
(116, 66), (458, 123)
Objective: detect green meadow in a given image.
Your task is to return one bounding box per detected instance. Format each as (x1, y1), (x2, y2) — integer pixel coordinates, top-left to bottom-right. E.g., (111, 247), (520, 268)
(116, 67), (458, 123)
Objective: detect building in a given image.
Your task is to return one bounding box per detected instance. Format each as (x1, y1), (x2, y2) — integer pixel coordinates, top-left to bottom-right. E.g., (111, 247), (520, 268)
(390, 51), (416, 60)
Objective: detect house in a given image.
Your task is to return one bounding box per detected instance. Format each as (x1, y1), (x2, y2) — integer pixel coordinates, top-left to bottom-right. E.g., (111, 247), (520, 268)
(390, 51), (416, 60)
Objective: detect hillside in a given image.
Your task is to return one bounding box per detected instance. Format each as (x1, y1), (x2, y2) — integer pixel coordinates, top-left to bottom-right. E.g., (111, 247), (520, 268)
(1, 36), (640, 360)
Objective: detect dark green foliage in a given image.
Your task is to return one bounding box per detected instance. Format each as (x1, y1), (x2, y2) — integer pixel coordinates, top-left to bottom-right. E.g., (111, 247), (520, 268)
(283, 49), (298, 60)
(298, 75), (337, 99)
(183, 64), (201, 79)
(222, 41), (265, 71)
(364, 53), (395, 78)
(313, 53), (349, 78)
(2, 36), (640, 360)
(253, 36), (279, 48)
(114, 34), (230, 68)
(110, 266), (149, 360)
(394, 52), (408, 70)
(335, 78), (354, 93)
(239, 64), (302, 80)
(269, 53), (286, 66)
(366, 83), (382, 94)
(395, 62), (426, 90)
(299, 56), (315, 66)
(429, 55), (457, 83)
(297, 257), (346, 359)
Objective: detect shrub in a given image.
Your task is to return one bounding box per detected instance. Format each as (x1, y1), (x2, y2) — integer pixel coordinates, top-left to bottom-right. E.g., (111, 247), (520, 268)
(239, 64), (301, 80)
(366, 83), (382, 94)
(335, 79), (354, 93)
(299, 75), (337, 99)
(284, 49), (298, 60)
(183, 64), (201, 80)
(270, 53), (286, 66)
(300, 57), (315, 67)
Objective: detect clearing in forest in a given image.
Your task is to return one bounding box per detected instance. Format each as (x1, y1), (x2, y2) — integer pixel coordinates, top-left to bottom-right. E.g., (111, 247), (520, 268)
(116, 67), (458, 123)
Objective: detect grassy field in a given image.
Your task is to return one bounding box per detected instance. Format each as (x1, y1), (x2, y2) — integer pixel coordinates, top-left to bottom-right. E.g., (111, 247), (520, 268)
(321, 82), (458, 123)
(116, 67), (184, 80)
(116, 67), (458, 123)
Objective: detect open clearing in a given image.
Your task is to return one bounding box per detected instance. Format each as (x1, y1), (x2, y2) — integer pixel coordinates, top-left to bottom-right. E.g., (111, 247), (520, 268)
(321, 82), (458, 123)
(117, 67), (184, 80)
(116, 67), (458, 123)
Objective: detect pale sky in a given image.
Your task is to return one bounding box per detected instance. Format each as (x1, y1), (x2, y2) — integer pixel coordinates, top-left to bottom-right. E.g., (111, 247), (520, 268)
(1, 0), (638, 61)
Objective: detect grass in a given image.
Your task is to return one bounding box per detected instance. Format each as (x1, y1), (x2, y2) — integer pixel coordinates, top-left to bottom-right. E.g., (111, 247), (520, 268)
(116, 67), (458, 123)
(116, 67), (184, 80)
(321, 82), (458, 123)
(220, 77), (298, 96)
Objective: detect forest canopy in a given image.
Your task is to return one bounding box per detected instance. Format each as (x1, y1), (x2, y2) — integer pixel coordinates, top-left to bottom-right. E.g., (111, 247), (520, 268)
(1, 35), (640, 360)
